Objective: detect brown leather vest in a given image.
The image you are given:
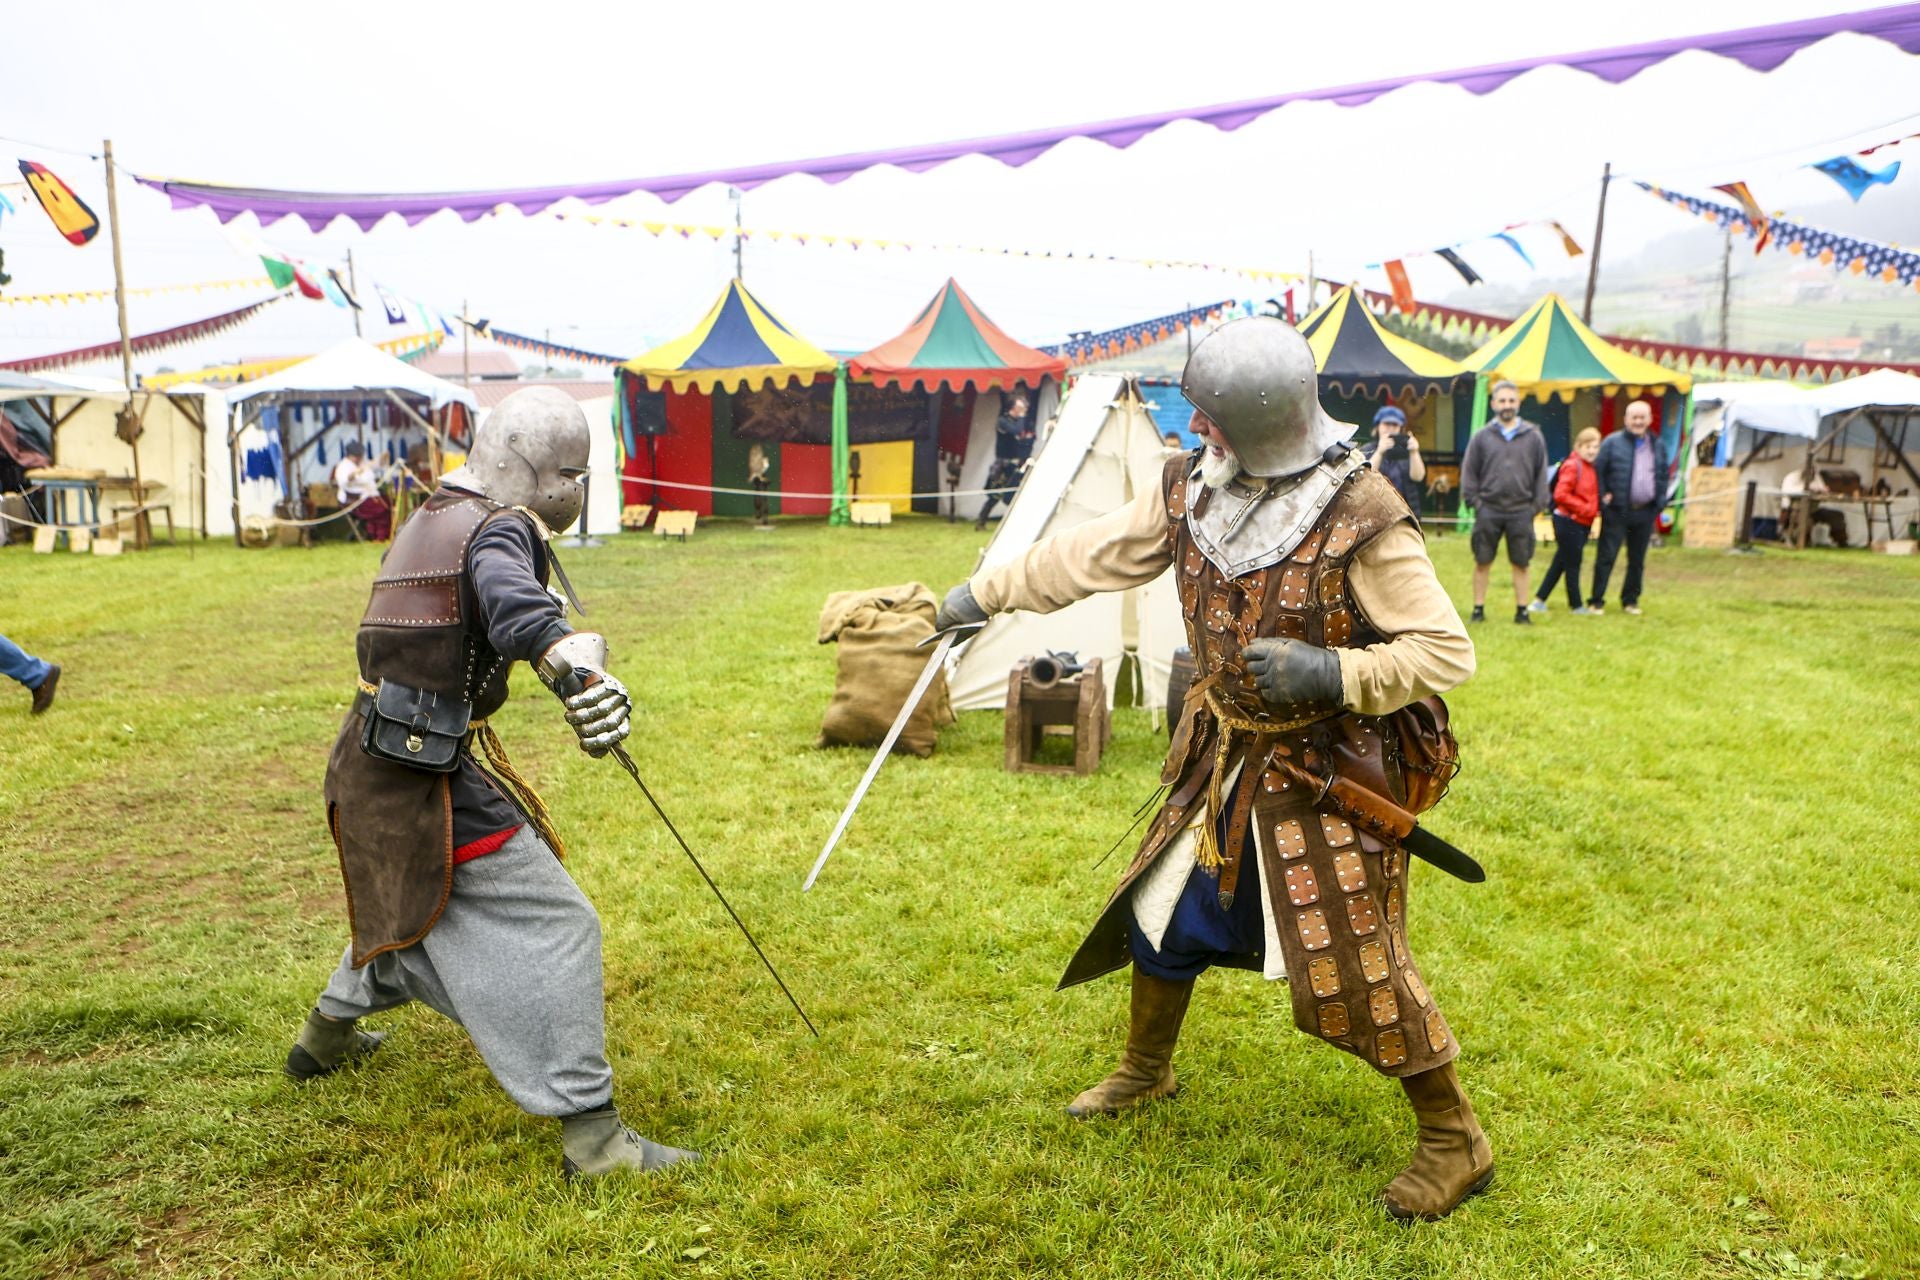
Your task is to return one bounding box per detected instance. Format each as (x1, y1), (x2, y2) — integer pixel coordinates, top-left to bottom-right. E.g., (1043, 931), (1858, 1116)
(1057, 456), (1414, 988)
(322, 491), (547, 965)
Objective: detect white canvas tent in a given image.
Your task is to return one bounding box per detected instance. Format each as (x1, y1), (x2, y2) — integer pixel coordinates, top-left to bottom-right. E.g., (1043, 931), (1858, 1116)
(222, 339), (477, 544)
(948, 373), (1185, 714)
(2, 371), (234, 538)
(1692, 371), (1920, 544)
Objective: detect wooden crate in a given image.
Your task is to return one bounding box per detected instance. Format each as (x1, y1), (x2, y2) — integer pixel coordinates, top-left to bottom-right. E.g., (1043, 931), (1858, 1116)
(654, 509), (697, 540)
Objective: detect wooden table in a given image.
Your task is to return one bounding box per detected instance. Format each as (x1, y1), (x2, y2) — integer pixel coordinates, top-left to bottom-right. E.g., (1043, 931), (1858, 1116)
(23, 467), (103, 548)
(1783, 493), (1898, 548)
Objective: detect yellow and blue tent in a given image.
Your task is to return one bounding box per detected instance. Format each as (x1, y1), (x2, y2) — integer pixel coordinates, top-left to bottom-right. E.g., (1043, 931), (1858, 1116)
(620, 279), (839, 395)
(1299, 285), (1473, 398)
(1463, 293), (1690, 401)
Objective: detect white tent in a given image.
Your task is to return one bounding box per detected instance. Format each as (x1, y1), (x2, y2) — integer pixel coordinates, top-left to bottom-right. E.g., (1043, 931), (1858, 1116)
(948, 373), (1185, 714)
(1692, 371), (1920, 544)
(222, 339), (478, 542)
(226, 338), (477, 411)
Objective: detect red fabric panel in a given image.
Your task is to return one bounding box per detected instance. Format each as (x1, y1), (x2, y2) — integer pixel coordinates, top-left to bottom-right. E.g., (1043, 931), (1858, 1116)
(621, 440), (654, 509)
(654, 389), (714, 516)
(936, 388), (976, 458)
(453, 824), (522, 865)
(780, 442), (832, 515)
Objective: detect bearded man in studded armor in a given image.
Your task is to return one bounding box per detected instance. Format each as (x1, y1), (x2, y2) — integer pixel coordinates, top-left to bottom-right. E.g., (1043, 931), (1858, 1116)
(283, 386), (696, 1179)
(937, 317), (1490, 1219)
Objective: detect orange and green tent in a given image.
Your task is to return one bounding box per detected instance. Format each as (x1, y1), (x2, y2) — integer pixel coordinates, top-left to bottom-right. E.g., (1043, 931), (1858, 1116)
(849, 278), (1066, 392)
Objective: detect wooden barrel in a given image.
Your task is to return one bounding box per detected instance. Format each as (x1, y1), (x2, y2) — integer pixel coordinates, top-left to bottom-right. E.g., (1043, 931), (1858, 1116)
(1165, 646), (1195, 736)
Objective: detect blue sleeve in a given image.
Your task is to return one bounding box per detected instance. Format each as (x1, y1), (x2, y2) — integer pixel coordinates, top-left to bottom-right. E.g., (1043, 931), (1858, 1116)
(467, 515), (571, 664)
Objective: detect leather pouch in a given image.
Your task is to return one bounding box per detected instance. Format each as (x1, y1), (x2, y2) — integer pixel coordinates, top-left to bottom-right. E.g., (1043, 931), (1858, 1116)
(1390, 694), (1459, 813)
(358, 679), (472, 773)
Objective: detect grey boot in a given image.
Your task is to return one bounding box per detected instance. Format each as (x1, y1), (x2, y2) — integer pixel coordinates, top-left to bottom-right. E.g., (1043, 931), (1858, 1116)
(560, 1106), (699, 1179)
(283, 1008), (387, 1081)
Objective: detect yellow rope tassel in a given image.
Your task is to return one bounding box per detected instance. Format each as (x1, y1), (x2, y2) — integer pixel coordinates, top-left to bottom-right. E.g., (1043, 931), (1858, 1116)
(1194, 687), (1331, 872)
(474, 721), (567, 860)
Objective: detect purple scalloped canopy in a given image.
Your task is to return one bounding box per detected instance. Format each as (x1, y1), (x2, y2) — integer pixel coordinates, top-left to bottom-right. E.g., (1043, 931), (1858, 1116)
(137, 5), (1920, 231)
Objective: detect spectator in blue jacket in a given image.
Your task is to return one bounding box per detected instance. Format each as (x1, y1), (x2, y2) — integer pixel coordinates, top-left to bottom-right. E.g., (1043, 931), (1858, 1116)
(1587, 399), (1668, 616)
(1, 633), (59, 714)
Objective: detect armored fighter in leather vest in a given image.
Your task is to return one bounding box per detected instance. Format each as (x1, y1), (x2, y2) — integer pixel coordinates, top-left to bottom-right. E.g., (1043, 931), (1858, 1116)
(286, 387), (697, 1180)
(937, 317), (1491, 1220)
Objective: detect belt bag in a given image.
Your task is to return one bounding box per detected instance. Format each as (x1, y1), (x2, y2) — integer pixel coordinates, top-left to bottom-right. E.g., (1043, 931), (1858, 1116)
(357, 679), (473, 773)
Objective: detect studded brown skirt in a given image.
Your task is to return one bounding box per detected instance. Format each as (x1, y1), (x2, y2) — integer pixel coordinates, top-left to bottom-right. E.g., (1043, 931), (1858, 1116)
(1260, 796), (1458, 1078)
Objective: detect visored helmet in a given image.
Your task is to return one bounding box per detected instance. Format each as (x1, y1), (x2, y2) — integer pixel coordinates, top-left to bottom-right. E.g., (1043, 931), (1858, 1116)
(441, 386), (590, 530)
(1180, 316), (1349, 477)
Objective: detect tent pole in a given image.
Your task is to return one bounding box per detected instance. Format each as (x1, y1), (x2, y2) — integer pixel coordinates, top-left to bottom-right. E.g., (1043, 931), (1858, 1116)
(103, 138), (148, 549)
(347, 248), (364, 338)
(830, 364), (851, 527)
(1581, 162), (1611, 326)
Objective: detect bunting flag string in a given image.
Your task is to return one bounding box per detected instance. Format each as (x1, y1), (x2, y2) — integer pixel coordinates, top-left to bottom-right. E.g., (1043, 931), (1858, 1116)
(1636, 181), (1920, 289)
(482, 326), (624, 366)
(1039, 300), (1234, 365)
(1808, 154), (1901, 200)
(544, 210), (1302, 281)
(0, 291), (298, 373)
(1360, 218), (1583, 289)
(0, 275), (276, 305)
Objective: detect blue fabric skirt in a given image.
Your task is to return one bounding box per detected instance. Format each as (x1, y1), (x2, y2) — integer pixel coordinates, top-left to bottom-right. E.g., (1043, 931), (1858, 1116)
(1128, 774), (1265, 979)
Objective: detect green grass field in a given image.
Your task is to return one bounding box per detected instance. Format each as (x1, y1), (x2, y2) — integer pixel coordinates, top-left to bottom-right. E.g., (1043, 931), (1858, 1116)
(3, 520), (1917, 1279)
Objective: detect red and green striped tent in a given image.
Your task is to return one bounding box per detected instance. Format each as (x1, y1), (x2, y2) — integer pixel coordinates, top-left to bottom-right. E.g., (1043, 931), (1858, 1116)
(849, 279), (1066, 392)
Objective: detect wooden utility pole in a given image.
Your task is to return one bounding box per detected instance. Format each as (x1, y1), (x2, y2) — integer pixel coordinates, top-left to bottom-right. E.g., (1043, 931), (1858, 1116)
(347, 247), (364, 337)
(1718, 227), (1733, 350)
(461, 298), (472, 388)
(1306, 250), (1316, 314)
(102, 138), (148, 549)
(731, 187), (745, 280)
(1581, 162), (1612, 325)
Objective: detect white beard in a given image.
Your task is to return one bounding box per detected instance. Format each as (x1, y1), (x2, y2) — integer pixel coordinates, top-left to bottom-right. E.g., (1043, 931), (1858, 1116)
(1199, 446), (1240, 490)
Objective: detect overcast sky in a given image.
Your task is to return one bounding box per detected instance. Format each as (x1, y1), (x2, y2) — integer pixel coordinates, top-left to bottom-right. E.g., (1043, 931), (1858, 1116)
(3, 0), (1917, 370)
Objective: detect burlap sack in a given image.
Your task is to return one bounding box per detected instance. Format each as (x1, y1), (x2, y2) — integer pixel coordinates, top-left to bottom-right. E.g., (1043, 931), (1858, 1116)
(817, 581), (956, 757)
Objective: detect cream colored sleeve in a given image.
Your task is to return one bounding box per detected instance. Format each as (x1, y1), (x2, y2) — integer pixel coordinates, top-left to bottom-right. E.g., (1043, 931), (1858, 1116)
(1336, 522), (1476, 715)
(970, 482), (1173, 615)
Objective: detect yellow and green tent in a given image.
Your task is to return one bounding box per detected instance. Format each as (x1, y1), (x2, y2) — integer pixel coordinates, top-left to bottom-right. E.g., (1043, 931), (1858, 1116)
(1463, 293), (1691, 402)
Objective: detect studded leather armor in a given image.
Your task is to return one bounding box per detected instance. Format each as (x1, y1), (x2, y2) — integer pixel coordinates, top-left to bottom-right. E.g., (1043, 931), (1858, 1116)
(323, 492), (547, 965)
(1059, 454), (1459, 1078)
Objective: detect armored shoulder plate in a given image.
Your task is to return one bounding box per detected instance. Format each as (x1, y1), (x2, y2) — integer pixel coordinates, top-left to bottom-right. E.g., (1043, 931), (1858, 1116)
(362, 494), (501, 628)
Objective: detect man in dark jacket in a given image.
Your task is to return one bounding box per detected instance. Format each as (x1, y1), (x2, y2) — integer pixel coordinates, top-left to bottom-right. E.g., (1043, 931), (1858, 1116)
(1588, 399), (1668, 616)
(1459, 381), (1549, 625)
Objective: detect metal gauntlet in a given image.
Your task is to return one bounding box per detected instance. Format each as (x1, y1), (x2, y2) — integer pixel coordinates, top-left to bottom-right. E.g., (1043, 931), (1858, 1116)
(536, 631), (633, 755)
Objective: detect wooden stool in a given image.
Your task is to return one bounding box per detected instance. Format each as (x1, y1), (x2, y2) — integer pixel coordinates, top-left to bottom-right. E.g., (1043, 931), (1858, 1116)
(1004, 655), (1109, 776)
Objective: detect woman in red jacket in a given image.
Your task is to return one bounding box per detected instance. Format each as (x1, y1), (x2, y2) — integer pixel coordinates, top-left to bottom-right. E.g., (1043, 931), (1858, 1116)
(1531, 427), (1602, 616)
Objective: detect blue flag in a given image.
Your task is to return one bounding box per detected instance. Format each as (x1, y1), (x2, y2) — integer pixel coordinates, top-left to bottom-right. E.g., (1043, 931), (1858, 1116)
(1809, 155), (1900, 202)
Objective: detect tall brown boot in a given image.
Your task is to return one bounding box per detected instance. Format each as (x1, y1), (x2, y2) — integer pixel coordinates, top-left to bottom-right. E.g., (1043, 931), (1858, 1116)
(1382, 1061), (1494, 1220)
(1065, 969), (1194, 1118)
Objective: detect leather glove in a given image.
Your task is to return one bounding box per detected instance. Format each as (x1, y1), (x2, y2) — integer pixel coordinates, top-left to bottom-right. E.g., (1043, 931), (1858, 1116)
(933, 582), (990, 641)
(535, 631), (633, 756)
(1241, 638), (1344, 716)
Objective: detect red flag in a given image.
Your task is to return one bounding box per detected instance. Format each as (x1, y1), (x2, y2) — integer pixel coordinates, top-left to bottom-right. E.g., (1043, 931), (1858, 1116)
(17, 160), (100, 246)
(1383, 260), (1415, 314)
(290, 265), (327, 300)
(1283, 286), (1296, 323)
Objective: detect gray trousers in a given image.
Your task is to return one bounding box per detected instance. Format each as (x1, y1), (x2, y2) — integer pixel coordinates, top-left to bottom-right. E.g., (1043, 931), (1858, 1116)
(315, 825), (614, 1116)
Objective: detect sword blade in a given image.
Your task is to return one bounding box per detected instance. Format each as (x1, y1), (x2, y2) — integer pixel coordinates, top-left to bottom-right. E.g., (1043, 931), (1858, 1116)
(1402, 824), (1486, 883)
(803, 630), (955, 891)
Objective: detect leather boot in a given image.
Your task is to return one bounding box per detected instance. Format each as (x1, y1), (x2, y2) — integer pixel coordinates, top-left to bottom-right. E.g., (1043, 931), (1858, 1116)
(30, 665), (60, 715)
(1065, 969), (1194, 1118)
(1382, 1062), (1494, 1220)
(283, 1008), (387, 1081)
(560, 1106), (699, 1179)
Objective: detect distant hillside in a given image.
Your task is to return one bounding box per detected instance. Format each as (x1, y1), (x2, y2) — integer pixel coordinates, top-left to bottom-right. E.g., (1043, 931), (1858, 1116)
(1436, 183), (1920, 363)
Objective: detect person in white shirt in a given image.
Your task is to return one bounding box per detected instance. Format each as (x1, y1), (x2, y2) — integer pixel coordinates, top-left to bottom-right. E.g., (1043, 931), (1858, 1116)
(330, 439), (391, 540)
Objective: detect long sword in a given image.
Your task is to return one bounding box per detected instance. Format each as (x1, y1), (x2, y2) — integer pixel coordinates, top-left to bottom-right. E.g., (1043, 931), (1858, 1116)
(802, 629), (956, 891)
(560, 671), (818, 1036)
